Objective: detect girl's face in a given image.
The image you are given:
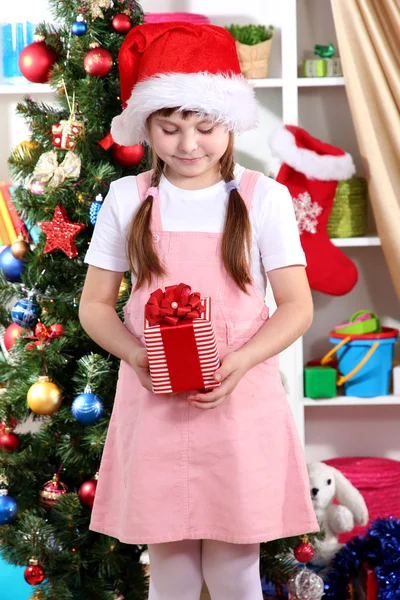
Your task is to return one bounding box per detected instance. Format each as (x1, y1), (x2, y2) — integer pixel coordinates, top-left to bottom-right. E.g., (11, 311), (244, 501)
(148, 112), (230, 188)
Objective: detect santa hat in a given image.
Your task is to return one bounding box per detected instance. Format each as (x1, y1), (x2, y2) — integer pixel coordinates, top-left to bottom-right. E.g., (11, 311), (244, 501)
(269, 125), (355, 181)
(111, 22), (259, 146)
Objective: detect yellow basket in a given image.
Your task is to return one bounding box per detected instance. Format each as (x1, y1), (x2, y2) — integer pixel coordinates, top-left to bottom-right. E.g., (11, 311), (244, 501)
(327, 177), (368, 238)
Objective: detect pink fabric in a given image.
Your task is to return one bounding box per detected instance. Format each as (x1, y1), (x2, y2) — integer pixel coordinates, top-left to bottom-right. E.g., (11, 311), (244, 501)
(144, 13), (211, 24)
(325, 457), (400, 543)
(89, 169), (319, 544)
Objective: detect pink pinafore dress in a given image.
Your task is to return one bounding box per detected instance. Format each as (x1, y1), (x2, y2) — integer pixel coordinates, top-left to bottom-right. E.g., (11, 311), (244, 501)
(89, 169), (319, 544)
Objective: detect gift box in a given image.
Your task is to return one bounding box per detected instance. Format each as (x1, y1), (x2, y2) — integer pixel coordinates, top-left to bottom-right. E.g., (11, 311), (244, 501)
(52, 119), (84, 150)
(302, 57), (343, 77)
(352, 563), (378, 600)
(144, 284), (221, 395)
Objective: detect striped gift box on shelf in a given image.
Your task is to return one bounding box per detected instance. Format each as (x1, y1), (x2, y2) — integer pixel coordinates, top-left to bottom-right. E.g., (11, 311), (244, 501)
(144, 297), (221, 395)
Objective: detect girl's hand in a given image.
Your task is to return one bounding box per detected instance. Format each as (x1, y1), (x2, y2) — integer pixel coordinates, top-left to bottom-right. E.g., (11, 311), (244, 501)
(187, 351), (249, 410)
(129, 346), (153, 392)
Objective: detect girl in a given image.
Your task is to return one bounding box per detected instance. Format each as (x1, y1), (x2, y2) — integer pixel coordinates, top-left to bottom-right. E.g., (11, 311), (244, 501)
(79, 22), (319, 600)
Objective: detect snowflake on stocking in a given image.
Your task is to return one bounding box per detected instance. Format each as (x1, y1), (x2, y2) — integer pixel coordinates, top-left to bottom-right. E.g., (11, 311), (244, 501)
(292, 192), (323, 234)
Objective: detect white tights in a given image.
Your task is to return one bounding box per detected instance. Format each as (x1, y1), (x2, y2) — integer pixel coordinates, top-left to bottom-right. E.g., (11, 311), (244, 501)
(147, 539), (264, 600)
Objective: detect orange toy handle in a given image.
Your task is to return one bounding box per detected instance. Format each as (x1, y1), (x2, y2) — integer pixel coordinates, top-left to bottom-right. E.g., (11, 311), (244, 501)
(320, 338), (380, 386)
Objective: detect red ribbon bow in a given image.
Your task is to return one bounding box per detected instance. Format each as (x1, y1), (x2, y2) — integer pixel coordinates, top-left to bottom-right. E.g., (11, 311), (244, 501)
(145, 283), (205, 326)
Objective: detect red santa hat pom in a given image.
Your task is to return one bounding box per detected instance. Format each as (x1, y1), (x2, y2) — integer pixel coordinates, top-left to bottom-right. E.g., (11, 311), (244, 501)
(111, 22), (259, 146)
(269, 125), (356, 181)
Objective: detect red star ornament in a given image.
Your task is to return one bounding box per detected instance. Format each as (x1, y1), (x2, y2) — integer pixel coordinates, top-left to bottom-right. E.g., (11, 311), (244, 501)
(38, 205), (86, 258)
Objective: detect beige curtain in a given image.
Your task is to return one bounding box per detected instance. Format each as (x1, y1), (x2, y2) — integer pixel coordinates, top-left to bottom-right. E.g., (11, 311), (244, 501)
(331, 0), (400, 300)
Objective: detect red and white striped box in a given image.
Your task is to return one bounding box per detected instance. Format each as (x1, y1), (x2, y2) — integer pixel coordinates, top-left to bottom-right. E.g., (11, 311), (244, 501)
(144, 297), (221, 395)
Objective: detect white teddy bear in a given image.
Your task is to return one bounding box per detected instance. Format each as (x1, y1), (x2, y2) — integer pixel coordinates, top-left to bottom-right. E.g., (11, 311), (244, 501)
(307, 462), (369, 566)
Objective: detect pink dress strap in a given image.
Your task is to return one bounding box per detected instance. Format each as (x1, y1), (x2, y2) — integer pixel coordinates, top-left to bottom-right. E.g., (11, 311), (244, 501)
(136, 169), (163, 231)
(239, 169), (262, 212)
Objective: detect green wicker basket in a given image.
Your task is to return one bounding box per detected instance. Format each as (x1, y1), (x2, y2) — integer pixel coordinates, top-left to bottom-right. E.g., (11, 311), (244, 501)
(327, 177), (368, 238)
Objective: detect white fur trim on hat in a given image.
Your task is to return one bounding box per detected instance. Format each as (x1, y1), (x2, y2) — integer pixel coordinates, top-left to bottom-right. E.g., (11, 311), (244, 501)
(269, 126), (356, 181)
(111, 72), (259, 146)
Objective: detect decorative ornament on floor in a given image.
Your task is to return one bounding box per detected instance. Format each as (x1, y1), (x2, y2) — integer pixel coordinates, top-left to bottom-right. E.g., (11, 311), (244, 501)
(72, 385), (104, 425)
(78, 472), (98, 508)
(89, 194), (103, 225)
(288, 537), (324, 600)
(18, 35), (58, 83)
(24, 557), (46, 586)
(84, 42), (113, 77)
(38, 204), (86, 258)
(33, 150), (81, 188)
(270, 125), (358, 296)
(71, 14), (87, 36)
(112, 13), (133, 34)
(39, 473), (69, 508)
(324, 518), (400, 599)
(27, 375), (63, 415)
(0, 244), (25, 281)
(11, 295), (41, 329)
(0, 473), (18, 524)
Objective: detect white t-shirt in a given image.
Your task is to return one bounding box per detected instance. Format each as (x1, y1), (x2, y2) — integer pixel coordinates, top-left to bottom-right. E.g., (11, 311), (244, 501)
(84, 163), (306, 297)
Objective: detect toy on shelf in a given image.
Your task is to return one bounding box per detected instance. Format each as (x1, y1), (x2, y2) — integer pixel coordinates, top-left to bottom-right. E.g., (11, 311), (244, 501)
(225, 24), (274, 79)
(327, 177), (368, 239)
(304, 311), (399, 399)
(301, 43), (343, 78)
(1, 22), (36, 85)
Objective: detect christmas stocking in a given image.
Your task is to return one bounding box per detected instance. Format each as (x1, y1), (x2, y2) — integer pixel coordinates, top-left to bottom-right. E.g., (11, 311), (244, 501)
(270, 125), (358, 296)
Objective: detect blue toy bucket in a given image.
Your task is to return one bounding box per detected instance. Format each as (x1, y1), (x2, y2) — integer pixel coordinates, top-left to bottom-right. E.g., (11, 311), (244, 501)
(327, 327), (398, 397)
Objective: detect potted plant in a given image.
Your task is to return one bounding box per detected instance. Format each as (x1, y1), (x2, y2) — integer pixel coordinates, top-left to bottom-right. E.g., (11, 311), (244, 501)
(225, 24), (274, 79)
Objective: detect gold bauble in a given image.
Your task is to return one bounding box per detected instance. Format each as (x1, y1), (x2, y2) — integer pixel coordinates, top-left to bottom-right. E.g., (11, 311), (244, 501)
(13, 140), (38, 161)
(11, 234), (30, 260)
(27, 376), (62, 415)
(118, 276), (130, 298)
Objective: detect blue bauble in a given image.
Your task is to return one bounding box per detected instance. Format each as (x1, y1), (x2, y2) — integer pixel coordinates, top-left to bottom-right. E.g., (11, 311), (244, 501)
(72, 392), (104, 425)
(0, 493), (18, 524)
(89, 197), (103, 226)
(71, 20), (87, 36)
(11, 297), (41, 329)
(0, 245), (24, 281)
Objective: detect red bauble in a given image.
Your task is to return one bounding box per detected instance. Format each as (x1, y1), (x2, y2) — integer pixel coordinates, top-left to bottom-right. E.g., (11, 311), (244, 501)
(3, 323), (24, 351)
(39, 473), (69, 509)
(294, 541), (314, 563)
(112, 143), (145, 167)
(0, 428), (20, 453)
(18, 40), (57, 84)
(24, 559), (46, 585)
(112, 13), (132, 34)
(78, 475), (98, 508)
(83, 45), (113, 77)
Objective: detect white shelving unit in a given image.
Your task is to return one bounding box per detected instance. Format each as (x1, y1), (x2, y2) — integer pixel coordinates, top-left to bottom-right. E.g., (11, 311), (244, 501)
(1, 0), (399, 461)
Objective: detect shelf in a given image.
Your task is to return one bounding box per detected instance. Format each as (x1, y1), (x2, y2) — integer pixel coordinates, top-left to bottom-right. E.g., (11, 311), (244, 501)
(250, 78), (283, 88)
(0, 84), (53, 95)
(304, 396), (400, 407)
(331, 236), (381, 247)
(297, 77), (345, 87)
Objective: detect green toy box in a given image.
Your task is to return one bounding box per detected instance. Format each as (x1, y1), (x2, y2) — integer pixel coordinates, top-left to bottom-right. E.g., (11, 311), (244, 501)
(304, 366), (337, 399)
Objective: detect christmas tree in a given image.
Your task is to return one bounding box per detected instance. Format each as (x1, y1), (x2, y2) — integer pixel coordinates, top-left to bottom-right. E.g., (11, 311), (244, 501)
(0, 1), (150, 598)
(0, 2), (322, 598)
